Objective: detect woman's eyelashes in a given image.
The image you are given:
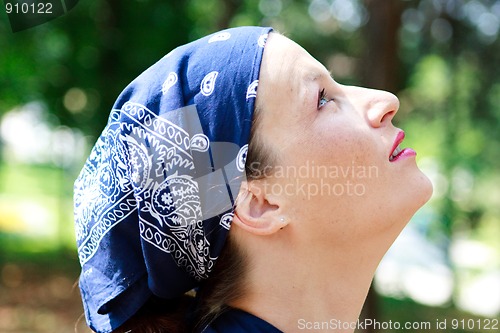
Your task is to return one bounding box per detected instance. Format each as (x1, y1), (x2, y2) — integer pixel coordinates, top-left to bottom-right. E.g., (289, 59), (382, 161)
(318, 88), (332, 109)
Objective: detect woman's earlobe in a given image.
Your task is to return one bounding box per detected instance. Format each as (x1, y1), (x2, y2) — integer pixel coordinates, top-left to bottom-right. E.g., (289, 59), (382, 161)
(279, 217), (288, 229)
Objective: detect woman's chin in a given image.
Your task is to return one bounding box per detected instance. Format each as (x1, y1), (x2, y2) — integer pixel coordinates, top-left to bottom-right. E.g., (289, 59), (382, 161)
(399, 171), (434, 222)
(381, 171), (433, 230)
(417, 170), (434, 205)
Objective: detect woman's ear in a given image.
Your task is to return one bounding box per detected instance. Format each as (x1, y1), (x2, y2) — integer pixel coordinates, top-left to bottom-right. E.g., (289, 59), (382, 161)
(232, 181), (287, 236)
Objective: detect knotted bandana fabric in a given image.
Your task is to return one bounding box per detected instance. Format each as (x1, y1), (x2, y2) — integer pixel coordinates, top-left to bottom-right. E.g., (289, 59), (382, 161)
(74, 26), (273, 333)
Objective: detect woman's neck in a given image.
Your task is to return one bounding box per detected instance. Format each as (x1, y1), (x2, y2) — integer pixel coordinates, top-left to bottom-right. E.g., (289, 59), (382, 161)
(230, 229), (396, 333)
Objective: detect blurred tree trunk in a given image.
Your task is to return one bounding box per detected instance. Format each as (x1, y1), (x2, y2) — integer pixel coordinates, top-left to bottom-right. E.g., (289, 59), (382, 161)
(96, 0), (122, 136)
(360, 0), (404, 92)
(216, 0), (242, 30)
(360, 1), (405, 332)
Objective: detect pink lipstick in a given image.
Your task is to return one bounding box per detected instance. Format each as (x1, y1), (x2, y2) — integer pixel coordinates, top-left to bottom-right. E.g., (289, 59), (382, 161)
(389, 131), (416, 162)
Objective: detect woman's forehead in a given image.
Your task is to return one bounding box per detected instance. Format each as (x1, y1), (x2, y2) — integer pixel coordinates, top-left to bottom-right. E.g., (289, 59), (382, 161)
(264, 33), (329, 85)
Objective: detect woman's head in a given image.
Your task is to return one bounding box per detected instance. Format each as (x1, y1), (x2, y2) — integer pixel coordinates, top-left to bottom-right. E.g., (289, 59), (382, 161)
(232, 32), (433, 268)
(75, 27), (433, 333)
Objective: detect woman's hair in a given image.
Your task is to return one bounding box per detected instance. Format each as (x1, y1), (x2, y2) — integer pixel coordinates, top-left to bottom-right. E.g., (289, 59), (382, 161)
(110, 103), (275, 333)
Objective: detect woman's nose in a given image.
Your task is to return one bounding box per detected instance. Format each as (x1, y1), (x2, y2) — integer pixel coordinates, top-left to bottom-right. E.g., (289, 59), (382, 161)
(346, 86), (400, 128)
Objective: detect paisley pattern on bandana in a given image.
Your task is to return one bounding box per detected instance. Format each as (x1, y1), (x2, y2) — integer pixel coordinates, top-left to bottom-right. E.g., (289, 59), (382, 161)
(75, 102), (214, 279)
(74, 26), (273, 333)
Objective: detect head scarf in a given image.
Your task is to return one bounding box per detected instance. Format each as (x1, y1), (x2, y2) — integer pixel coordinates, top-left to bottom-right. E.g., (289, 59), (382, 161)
(74, 26), (273, 333)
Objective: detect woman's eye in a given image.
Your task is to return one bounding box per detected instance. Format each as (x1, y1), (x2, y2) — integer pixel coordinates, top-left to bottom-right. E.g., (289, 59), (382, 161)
(318, 88), (330, 108)
(319, 96), (329, 108)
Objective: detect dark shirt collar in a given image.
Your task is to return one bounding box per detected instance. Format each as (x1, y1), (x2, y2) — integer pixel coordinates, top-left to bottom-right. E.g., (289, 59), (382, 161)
(202, 308), (283, 333)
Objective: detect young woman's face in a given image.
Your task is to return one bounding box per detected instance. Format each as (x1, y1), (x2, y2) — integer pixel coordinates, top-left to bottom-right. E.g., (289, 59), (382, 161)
(255, 33), (433, 245)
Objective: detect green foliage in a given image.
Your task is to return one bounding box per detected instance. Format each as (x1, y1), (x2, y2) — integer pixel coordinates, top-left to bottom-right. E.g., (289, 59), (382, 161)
(410, 55), (451, 105)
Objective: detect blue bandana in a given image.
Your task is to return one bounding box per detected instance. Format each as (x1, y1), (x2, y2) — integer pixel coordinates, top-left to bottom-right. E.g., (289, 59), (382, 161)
(74, 26), (273, 333)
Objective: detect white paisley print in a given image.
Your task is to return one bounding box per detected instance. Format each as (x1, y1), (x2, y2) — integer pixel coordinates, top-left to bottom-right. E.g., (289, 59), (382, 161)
(74, 102), (214, 280)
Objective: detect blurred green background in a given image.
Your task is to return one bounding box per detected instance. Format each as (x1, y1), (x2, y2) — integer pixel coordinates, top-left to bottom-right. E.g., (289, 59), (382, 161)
(1, 0), (499, 332)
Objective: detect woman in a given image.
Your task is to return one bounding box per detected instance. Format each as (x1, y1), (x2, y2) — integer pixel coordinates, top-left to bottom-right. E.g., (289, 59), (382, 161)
(74, 26), (432, 333)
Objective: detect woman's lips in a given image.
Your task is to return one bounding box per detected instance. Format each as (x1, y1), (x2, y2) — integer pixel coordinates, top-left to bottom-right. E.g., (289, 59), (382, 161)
(390, 147), (416, 162)
(389, 130), (417, 162)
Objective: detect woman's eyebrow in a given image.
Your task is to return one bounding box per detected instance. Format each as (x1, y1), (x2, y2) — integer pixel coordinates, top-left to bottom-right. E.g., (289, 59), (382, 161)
(323, 69), (334, 80)
(303, 68), (334, 83)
